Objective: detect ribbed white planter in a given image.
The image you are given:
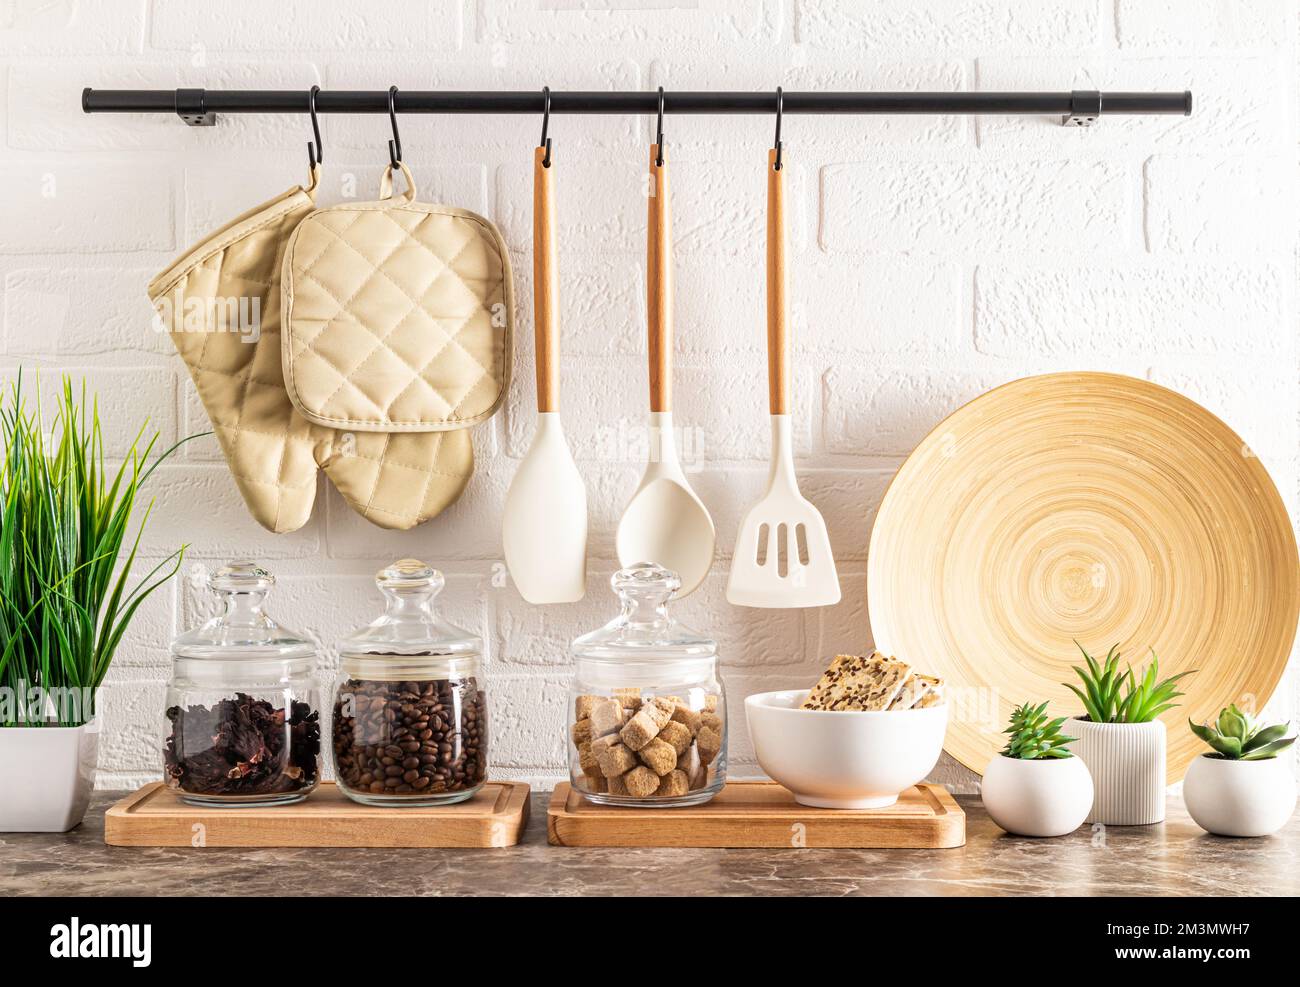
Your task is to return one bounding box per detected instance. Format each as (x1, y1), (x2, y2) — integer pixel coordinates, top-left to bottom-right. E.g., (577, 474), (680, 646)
(0, 723), (100, 832)
(1067, 717), (1166, 825)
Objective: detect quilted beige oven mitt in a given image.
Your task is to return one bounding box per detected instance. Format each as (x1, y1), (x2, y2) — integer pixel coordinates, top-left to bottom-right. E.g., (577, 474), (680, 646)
(148, 167), (473, 533)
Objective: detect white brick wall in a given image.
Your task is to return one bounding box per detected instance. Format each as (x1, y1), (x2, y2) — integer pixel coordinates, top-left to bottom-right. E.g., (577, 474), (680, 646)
(1, 1), (1295, 796)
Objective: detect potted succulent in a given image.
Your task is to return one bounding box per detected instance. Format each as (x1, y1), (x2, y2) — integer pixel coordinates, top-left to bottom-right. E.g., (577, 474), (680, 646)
(1063, 644), (1193, 826)
(1183, 705), (1296, 837)
(981, 701), (1093, 837)
(0, 375), (186, 831)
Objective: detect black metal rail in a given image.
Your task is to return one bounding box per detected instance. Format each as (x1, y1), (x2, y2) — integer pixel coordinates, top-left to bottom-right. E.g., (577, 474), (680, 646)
(82, 88), (1193, 128)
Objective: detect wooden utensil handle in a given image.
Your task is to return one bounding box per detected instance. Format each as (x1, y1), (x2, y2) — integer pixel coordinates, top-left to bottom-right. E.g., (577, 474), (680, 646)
(647, 144), (672, 413)
(766, 147), (789, 415)
(533, 145), (560, 412)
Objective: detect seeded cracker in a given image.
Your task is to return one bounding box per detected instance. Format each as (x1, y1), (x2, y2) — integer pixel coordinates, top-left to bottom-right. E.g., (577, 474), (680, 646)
(887, 673), (927, 710)
(914, 675), (945, 708)
(801, 652), (913, 711)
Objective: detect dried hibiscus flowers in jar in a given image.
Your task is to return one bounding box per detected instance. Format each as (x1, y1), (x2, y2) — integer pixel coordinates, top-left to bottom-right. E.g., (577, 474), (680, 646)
(163, 563), (321, 806)
(164, 694), (321, 799)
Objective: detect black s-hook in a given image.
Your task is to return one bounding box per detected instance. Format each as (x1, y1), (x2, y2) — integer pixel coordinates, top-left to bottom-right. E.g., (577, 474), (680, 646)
(654, 86), (665, 166)
(387, 85), (402, 168)
(540, 86), (552, 167)
(307, 85), (323, 168)
(773, 86), (783, 171)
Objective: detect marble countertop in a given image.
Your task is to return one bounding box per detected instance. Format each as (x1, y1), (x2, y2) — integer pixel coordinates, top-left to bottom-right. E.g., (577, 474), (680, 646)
(1, 790), (1296, 896)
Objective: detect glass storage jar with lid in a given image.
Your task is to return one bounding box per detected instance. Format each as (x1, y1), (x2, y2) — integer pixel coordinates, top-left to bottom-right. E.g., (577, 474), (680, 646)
(568, 563), (726, 807)
(163, 561), (321, 806)
(331, 559), (487, 807)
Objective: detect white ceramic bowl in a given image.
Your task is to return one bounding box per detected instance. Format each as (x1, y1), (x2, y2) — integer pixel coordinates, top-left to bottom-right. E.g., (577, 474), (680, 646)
(745, 689), (948, 808)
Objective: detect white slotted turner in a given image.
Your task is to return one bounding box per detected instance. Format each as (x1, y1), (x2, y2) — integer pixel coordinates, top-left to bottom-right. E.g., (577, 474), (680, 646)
(726, 147), (840, 608)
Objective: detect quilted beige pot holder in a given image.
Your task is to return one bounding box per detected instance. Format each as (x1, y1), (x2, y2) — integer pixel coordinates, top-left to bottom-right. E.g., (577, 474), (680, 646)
(281, 162), (513, 433)
(148, 165), (490, 534)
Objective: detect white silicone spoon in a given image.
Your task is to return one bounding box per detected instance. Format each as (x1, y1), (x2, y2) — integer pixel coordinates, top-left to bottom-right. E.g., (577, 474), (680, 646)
(616, 143), (715, 598)
(502, 143), (588, 603)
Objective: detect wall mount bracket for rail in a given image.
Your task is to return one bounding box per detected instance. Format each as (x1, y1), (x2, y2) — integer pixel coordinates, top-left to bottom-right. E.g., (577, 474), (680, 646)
(1063, 90), (1104, 127)
(173, 88), (215, 127)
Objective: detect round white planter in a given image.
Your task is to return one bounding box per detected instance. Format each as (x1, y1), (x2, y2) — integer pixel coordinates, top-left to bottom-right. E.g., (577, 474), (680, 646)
(0, 722), (99, 832)
(1067, 717), (1165, 825)
(1183, 754), (1297, 838)
(981, 754), (1093, 837)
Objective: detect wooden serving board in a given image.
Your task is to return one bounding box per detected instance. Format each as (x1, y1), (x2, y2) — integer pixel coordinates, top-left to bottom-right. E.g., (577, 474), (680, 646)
(547, 781), (964, 848)
(105, 781), (530, 848)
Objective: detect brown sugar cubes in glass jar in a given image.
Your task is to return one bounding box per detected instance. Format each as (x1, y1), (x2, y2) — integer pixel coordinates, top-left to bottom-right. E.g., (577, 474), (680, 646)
(568, 564), (726, 807)
(330, 560), (487, 807)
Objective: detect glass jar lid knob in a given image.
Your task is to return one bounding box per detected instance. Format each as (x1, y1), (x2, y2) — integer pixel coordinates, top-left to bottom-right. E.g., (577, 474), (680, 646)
(209, 560), (275, 621)
(335, 558), (481, 658)
(170, 561), (315, 660)
(376, 558), (444, 608)
(612, 562), (680, 624)
(569, 562), (715, 662)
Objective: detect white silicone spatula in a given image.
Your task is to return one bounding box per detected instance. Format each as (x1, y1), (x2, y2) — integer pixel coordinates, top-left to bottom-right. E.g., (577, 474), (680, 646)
(726, 148), (840, 608)
(616, 143), (715, 598)
(503, 143), (588, 603)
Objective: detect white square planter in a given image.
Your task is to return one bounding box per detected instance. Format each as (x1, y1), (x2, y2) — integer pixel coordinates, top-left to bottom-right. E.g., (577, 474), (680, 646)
(0, 723), (99, 832)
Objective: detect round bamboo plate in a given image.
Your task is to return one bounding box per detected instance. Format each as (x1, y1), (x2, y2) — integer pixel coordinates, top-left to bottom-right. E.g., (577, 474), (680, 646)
(867, 372), (1299, 781)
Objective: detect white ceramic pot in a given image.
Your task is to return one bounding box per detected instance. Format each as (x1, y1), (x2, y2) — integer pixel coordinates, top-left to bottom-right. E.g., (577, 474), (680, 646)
(0, 723), (99, 832)
(980, 754), (1094, 837)
(1067, 717), (1165, 825)
(1183, 754), (1297, 838)
(745, 689), (948, 809)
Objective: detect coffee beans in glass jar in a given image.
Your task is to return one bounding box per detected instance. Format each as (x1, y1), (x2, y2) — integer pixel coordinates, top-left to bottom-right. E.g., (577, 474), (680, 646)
(330, 560), (488, 807)
(333, 676), (487, 805)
